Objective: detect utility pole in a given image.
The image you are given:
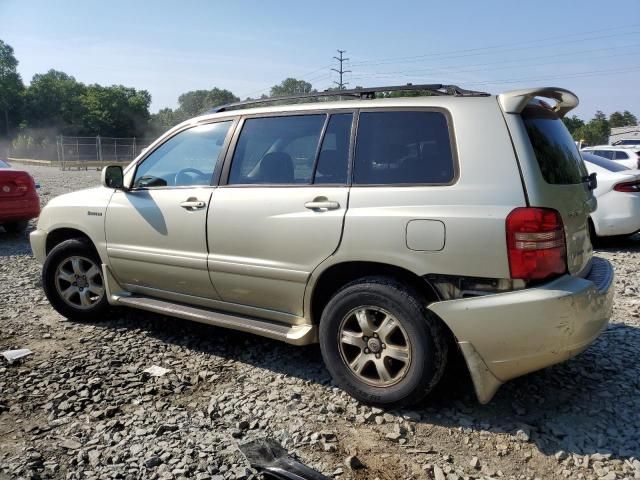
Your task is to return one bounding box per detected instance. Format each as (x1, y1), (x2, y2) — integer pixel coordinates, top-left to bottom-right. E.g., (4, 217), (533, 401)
(332, 49), (351, 90)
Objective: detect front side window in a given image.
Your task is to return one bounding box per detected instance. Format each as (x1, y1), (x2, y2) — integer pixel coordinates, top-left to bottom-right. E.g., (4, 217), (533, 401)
(353, 111), (455, 185)
(228, 115), (325, 185)
(134, 121), (232, 188)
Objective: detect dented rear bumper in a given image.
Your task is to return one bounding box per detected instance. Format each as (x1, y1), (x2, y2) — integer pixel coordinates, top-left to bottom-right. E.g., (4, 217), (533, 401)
(428, 257), (614, 403)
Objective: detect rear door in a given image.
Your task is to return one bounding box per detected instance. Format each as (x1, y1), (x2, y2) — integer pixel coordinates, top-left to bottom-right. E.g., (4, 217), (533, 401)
(207, 112), (353, 317)
(503, 103), (595, 276)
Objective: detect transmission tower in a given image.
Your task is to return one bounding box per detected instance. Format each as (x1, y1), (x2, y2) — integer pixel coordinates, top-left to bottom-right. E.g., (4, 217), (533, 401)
(331, 49), (351, 90)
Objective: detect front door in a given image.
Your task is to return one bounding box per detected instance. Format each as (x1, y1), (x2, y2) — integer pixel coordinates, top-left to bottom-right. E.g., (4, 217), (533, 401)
(208, 113), (353, 317)
(106, 120), (234, 299)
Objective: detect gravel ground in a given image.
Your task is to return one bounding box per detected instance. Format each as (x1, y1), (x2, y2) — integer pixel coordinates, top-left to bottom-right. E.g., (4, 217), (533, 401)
(1, 164), (640, 480)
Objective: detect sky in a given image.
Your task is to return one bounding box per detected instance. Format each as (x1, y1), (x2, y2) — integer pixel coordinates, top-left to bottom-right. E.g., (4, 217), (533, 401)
(1, 0), (639, 119)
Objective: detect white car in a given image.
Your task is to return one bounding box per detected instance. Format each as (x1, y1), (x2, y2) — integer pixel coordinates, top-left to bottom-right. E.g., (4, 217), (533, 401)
(582, 152), (640, 239)
(612, 139), (640, 148)
(582, 146), (640, 169)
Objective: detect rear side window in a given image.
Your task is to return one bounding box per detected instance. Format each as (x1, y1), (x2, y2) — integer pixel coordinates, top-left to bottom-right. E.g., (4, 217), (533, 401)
(354, 111), (455, 185)
(596, 150), (614, 160)
(614, 151), (630, 160)
(314, 113), (352, 184)
(229, 115), (325, 184)
(522, 106), (587, 184)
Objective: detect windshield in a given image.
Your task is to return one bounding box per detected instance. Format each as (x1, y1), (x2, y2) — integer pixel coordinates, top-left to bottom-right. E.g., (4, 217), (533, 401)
(582, 152), (630, 172)
(522, 105), (588, 184)
(614, 139), (640, 145)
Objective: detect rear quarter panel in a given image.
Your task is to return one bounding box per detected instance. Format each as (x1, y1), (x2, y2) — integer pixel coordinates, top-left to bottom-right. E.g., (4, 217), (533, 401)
(325, 97), (527, 280)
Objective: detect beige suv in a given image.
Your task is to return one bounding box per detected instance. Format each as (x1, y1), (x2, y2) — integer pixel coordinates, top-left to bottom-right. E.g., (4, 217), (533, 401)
(31, 84), (614, 406)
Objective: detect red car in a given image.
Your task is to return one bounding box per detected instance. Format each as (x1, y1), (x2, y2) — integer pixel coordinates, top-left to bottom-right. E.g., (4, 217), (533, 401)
(0, 159), (40, 233)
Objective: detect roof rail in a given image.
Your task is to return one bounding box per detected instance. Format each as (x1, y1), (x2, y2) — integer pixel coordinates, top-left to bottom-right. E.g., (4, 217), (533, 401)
(211, 84), (490, 113)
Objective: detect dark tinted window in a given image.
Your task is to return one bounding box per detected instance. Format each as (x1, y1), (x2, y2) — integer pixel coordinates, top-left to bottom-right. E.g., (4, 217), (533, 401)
(134, 122), (232, 188)
(614, 151), (630, 160)
(523, 106), (587, 184)
(614, 139), (640, 145)
(595, 150), (614, 159)
(314, 113), (352, 184)
(229, 115), (325, 185)
(354, 111), (454, 185)
(582, 152), (629, 172)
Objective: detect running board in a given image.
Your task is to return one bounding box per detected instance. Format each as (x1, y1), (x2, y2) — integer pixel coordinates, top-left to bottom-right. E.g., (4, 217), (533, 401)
(115, 295), (317, 346)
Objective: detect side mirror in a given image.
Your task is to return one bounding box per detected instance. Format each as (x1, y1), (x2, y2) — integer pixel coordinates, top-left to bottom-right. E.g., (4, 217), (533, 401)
(102, 165), (126, 190)
(587, 172), (598, 191)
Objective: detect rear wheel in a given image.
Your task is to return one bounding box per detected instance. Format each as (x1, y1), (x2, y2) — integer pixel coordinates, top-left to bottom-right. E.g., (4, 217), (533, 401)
(42, 239), (109, 321)
(319, 276), (448, 407)
(3, 220), (29, 233)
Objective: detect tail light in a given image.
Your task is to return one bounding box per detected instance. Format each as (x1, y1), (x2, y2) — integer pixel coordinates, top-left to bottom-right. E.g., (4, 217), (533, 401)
(614, 179), (640, 192)
(506, 207), (567, 281)
(0, 171), (35, 197)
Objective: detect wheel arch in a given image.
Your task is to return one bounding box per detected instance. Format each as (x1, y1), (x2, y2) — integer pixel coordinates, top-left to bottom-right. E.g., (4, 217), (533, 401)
(45, 227), (97, 256)
(308, 261), (441, 326)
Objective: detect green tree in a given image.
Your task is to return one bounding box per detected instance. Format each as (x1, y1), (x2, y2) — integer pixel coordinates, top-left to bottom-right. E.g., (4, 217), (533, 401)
(177, 88), (239, 118)
(149, 107), (180, 135)
(23, 70), (86, 133)
(573, 111), (610, 146)
(0, 40), (25, 137)
(622, 110), (638, 126)
(270, 78), (313, 97)
(610, 110), (638, 128)
(80, 84), (151, 137)
(562, 115), (585, 135)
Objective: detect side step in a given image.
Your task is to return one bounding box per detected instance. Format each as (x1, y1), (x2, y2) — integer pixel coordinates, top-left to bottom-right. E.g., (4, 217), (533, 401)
(116, 295), (317, 346)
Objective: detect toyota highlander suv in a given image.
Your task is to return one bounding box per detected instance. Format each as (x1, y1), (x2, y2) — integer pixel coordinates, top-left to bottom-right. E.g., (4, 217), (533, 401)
(30, 84), (614, 406)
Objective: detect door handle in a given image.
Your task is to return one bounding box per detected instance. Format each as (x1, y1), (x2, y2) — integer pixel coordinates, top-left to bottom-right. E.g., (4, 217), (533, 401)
(180, 199), (206, 210)
(304, 200), (340, 211)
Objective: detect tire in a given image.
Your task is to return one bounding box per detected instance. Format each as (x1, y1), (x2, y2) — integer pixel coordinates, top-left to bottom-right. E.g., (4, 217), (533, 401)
(42, 238), (109, 321)
(319, 276), (448, 407)
(4, 220), (29, 233)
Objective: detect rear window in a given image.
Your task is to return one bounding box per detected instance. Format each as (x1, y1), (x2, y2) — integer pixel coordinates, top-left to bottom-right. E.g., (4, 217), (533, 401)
(523, 106), (587, 184)
(353, 111), (455, 185)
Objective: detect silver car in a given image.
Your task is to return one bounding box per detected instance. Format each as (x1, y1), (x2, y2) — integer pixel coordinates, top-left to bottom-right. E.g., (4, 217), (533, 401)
(31, 84), (614, 406)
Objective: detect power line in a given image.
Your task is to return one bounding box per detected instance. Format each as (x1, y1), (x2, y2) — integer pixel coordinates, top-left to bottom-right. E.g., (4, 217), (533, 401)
(349, 25), (640, 67)
(331, 50), (351, 90)
(347, 42), (640, 80)
(462, 65), (640, 87)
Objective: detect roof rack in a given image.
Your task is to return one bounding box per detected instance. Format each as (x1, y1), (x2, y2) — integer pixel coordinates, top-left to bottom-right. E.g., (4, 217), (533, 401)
(212, 83), (490, 113)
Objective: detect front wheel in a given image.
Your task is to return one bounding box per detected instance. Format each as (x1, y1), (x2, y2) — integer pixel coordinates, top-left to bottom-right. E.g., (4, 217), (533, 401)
(319, 277), (448, 407)
(42, 239), (109, 321)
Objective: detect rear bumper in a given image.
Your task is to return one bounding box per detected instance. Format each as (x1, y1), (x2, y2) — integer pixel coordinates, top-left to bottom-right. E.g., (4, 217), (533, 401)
(0, 196), (40, 223)
(429, 257), (615, 403)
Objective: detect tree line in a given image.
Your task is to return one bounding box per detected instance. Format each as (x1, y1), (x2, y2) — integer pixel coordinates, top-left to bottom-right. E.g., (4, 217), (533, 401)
(0, 38), (637, 150)
(563, 110), (637, 146)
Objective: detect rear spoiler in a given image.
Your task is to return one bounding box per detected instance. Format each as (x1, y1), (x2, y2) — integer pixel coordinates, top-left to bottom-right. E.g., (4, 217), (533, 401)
(498, 87), (579, 118)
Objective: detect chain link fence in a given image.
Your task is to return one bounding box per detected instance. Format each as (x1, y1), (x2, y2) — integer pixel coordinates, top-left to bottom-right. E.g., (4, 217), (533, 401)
(56, 136), (154, 170)
(9, 136), (154, 170)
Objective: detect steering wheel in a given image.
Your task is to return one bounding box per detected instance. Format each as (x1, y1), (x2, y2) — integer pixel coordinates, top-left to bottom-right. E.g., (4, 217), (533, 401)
(174, 168), (208, 186)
